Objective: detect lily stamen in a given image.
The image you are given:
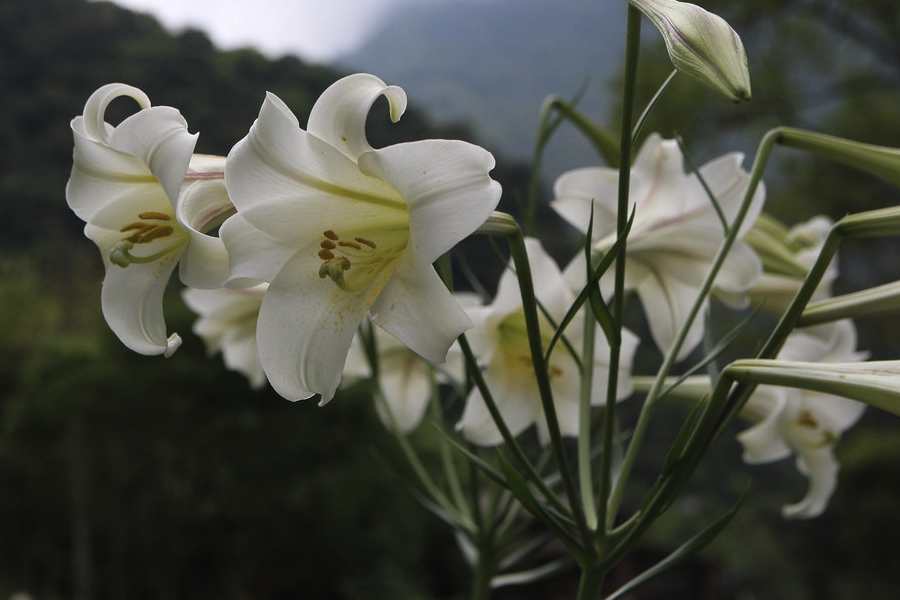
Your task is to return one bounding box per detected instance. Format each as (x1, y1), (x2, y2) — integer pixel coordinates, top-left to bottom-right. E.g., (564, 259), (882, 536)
(317, 230), (405, 293)
(109, 240), (183, 267)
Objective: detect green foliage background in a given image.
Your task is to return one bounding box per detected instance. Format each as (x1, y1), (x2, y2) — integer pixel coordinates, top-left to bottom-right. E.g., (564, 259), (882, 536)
(3, 0), (900, 598)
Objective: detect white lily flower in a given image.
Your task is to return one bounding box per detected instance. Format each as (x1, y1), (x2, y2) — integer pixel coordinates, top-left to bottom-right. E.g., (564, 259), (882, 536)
(553, 134), (764, 361)
(344, 318), (469, 433)
(736, 320), (867, 518)
(458, 238), (639, 446)
(66, 83), (233, 357)
(221, 73), (502, 403)
(182, 284), (268, 389)
(747, 215), (836, 315)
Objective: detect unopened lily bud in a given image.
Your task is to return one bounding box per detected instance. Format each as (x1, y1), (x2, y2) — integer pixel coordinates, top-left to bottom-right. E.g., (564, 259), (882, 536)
(802, 279), (900, 326)
(727, 358), (900, 417)
(475, 211), (520, 237)
(630, 0), (751, 102)
(780, 127), (900, 188)
(837, 205), (900, 239)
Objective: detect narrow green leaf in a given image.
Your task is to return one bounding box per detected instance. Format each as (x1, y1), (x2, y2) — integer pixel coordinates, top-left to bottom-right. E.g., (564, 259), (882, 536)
(547, 98), (621, 167)
(496, 452), (584, 558)
(606, 490), (747, 600)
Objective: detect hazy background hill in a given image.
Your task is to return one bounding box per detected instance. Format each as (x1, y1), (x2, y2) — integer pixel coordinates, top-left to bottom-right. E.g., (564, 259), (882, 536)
(340, 0), (627, 179)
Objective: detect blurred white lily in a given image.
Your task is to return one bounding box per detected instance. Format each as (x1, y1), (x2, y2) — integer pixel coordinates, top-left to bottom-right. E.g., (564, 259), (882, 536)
(735, 320), (868, 518)
(746, 214), (836, 315)
(553, 133), (764, 361)
(457, 238), (638, 446)
(182, 284), (268, 389)
(221, 73), (501, 403)
(66, 83), (232, 357)
(344, 314), (470, 433)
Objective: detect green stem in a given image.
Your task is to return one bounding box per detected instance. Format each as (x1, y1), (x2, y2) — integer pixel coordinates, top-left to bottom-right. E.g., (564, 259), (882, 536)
(457, 333), (571, 518)
(600, 2), (641, 532)
(506, 231), (591, 541)
(470, 541), (495, 600)
(606, 127), (780, 527)
(710, 225), (843, 435)
(578, 306), (599, 531)
(575, 564), (606, 600)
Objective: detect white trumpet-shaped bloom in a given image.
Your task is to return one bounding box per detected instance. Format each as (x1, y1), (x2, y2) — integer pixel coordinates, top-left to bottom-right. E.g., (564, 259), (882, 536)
(182, 284), (268, 389)
(552, 133), (764, 361)
(66, 83), (232, 356)
(458, 238), (639, 446)
(344, 315), (469, 433)
(221, 73), (502, 403)
(737, 320), (867, 518)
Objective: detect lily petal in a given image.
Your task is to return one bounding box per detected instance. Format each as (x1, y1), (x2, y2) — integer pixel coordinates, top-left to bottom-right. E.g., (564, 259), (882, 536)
(109, 106), (197, 205)
(376, 343), (433, 432)
(370, 263), (472, 365)
(226, 93), (405, 244)
(219, 215), (299, 288)
(458, 355), (544, 446)
(737, 387), (794, 463)
(88, 223), (183, 356)
(632, 256), (709, 361)
(783, 446), (839, 519)
(256, 250), (389, 403)
(177, 178), (232, 289)
(307, 72), (408, 161)
(183, 285), (268, 389)
(358, 139), (501, 267)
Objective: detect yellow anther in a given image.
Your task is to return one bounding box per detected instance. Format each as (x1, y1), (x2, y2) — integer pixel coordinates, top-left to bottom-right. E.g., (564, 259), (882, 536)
(338, 240), (362, 250)
(138, 211), (172, 221)
(320, 239), (337, 250)
(126, 225), (174, 244)
(795, 410), (819, 429)
(318, 248), (335, 260)
(355, 237), (377, 249)
(120, 222), (148, 233)
(323, 230), (339, 241)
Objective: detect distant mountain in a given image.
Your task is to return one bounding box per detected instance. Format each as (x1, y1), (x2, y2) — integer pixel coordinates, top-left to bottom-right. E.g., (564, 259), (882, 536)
(0, 0), (511, 250)
(339, 0), (628, 178)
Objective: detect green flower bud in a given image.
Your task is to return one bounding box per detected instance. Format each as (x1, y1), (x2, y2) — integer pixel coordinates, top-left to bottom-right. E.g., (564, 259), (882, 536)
(779, 127), (900, 189)
(727, 359), (900, 417)
(837, 206), (900, 239)
(630, 0), (751, 102)
(802, 280), (900, 326)
(475, 211), (520, 237)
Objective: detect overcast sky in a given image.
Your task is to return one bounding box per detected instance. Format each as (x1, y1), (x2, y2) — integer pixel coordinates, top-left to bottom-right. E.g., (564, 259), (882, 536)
(100, 0), (427, 62)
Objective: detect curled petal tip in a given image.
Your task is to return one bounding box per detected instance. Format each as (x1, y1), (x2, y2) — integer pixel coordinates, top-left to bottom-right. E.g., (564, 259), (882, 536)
(164, 333), (183, 357)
